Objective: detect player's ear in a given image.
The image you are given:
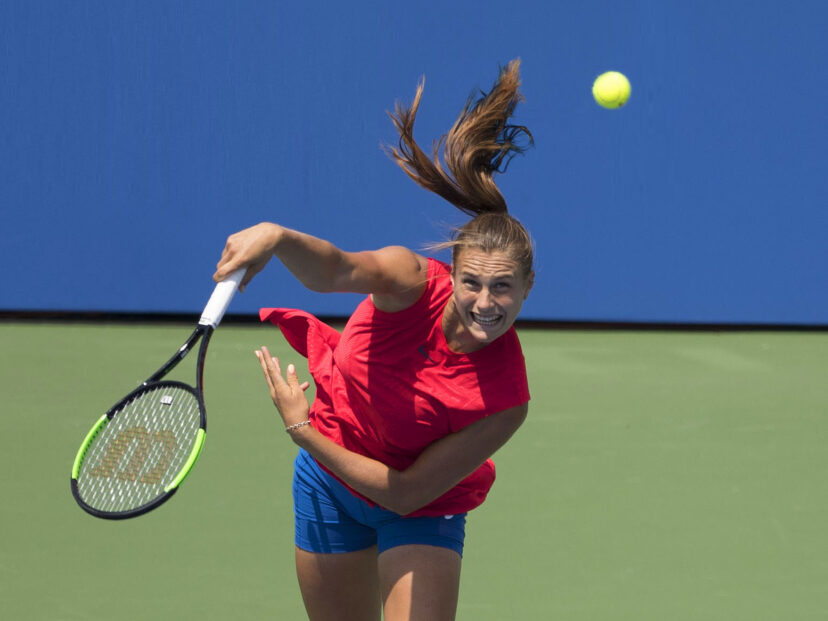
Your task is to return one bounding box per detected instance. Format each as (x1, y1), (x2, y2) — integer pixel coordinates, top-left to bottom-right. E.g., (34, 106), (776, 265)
(523, 270), (534, 300)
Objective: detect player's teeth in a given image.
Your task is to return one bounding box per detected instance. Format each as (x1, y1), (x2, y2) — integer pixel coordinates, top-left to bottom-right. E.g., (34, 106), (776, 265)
(473, 313), (500, 325)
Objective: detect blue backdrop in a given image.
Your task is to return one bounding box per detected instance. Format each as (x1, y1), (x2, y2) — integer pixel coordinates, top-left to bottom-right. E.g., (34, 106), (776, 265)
(2, 1), (826, 324)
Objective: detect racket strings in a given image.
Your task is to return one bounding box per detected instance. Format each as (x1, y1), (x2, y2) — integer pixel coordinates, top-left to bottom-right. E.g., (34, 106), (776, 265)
(76, 384), (202, 513)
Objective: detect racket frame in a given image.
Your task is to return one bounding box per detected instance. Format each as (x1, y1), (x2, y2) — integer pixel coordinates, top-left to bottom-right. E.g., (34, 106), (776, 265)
(70, 325), (214, 519)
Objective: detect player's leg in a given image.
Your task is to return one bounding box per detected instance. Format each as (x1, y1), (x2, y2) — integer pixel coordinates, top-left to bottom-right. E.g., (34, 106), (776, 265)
(292, 449), (382, 619)
(295, 546), (381, 621)
(378, 544), (462, 621)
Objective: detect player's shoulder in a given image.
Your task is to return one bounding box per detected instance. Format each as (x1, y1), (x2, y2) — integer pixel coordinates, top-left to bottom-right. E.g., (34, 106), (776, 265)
(374, 245), (428, 271)
(368, 246), (430, 312)
(371, 245), (430, 287)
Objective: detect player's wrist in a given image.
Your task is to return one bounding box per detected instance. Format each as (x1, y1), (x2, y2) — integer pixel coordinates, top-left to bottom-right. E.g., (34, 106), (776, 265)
(285, 420), (311, 433)
(285, 420), (313, 444)
(263, 222), (286, 255)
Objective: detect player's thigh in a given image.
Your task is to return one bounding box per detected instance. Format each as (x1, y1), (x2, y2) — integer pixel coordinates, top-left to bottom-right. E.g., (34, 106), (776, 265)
(295, 546), (381, 621)
(378, 544), (462, 621)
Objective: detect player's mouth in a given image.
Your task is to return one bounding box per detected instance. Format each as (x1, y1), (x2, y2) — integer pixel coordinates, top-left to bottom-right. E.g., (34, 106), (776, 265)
(471, 312), (503, 328)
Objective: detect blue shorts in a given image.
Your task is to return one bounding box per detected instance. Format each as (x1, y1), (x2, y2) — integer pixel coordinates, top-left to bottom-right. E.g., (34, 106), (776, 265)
(292, 449), (467, 556)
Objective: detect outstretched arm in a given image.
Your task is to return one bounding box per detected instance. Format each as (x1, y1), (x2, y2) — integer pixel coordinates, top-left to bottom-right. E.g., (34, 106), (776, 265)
(214, 222), (427, 311)
(256, 347), (527, 516)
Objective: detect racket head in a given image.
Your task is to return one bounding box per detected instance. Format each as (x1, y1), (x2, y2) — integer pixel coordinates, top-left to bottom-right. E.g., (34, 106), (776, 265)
(71, 380), (206, 519)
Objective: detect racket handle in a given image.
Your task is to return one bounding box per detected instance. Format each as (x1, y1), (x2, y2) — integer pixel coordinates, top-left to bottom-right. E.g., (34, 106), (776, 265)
(199, 268), (245, 328)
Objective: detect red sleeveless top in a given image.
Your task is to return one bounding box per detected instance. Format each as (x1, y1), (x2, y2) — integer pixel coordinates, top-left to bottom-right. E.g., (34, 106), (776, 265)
(260, 258), (530, 516)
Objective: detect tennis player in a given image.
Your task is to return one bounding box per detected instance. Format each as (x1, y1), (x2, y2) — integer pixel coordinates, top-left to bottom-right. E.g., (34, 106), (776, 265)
(216, 60), (534, 621)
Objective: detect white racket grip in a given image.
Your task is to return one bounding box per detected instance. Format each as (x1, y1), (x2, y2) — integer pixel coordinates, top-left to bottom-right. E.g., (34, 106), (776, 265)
(199, 268), (246, 328)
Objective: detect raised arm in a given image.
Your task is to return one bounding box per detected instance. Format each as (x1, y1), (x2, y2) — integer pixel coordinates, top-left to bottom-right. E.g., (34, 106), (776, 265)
(214, 222), (427, 311)
(256, 347), (527, 516)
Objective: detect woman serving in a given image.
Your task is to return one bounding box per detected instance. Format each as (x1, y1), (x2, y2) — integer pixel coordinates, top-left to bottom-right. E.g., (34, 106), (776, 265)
(215, 59), (535, 621)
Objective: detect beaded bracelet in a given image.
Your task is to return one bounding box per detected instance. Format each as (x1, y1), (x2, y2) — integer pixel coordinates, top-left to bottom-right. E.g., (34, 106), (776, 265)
(285, 420), (311, 434)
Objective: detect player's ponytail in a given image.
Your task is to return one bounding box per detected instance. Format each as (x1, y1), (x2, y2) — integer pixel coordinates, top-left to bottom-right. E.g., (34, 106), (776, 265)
(386, 59), (532, 217)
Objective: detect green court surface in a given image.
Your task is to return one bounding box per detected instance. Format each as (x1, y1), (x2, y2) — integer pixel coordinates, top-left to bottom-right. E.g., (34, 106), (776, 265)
(1, 321), (826, 620)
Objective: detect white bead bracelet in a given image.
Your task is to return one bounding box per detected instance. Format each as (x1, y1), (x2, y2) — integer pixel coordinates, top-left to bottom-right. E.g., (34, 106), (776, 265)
(285, 420), (311, 433)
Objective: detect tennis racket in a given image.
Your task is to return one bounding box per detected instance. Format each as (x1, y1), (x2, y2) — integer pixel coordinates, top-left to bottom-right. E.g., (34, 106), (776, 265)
(70, 268), (245, 519)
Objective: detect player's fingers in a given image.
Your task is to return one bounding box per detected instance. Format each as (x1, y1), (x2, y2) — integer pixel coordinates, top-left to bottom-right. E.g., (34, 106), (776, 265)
(214, 233), (250, 282)
(254, 350), (277, 394)
(217, 260), (262, 291)
(285, 363), (303, 391)
(259, 347), (284, 384)
(214, 247), (235, 282)
(259, 349), (289, 398)
(271, 357), (286, 388)
(239, 259), (267, 293)
(300, 381), (310, 392)
(214, 262), (236, 283)
(238, 266), (255, 293)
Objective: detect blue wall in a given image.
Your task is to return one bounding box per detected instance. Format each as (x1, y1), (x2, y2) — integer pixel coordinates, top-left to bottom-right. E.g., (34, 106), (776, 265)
(2, 1), (826, 324)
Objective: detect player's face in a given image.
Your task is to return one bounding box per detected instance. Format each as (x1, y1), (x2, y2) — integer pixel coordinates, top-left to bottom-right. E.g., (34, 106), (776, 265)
(449, 248), (533, 349)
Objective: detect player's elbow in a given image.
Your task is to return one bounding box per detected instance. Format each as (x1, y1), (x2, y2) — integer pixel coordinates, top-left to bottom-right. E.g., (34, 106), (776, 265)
(384, 475), (434, 516)
(387, 496), (426, 517)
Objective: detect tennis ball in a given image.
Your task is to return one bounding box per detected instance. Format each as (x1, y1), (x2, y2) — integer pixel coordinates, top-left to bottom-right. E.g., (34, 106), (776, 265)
(592, 71), (631, 109)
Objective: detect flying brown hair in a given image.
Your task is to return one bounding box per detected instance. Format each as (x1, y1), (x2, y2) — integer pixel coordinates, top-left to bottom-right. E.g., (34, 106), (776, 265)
(386, 59), (533, 217)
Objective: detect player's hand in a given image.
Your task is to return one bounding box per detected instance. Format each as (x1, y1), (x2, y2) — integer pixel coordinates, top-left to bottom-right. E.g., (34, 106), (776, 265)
(214, 222), (282, 292)
(255, 346), (311, 433)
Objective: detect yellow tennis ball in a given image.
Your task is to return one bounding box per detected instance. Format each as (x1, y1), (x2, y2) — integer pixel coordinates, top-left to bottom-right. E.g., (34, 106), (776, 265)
(592, 71), (631, 109)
